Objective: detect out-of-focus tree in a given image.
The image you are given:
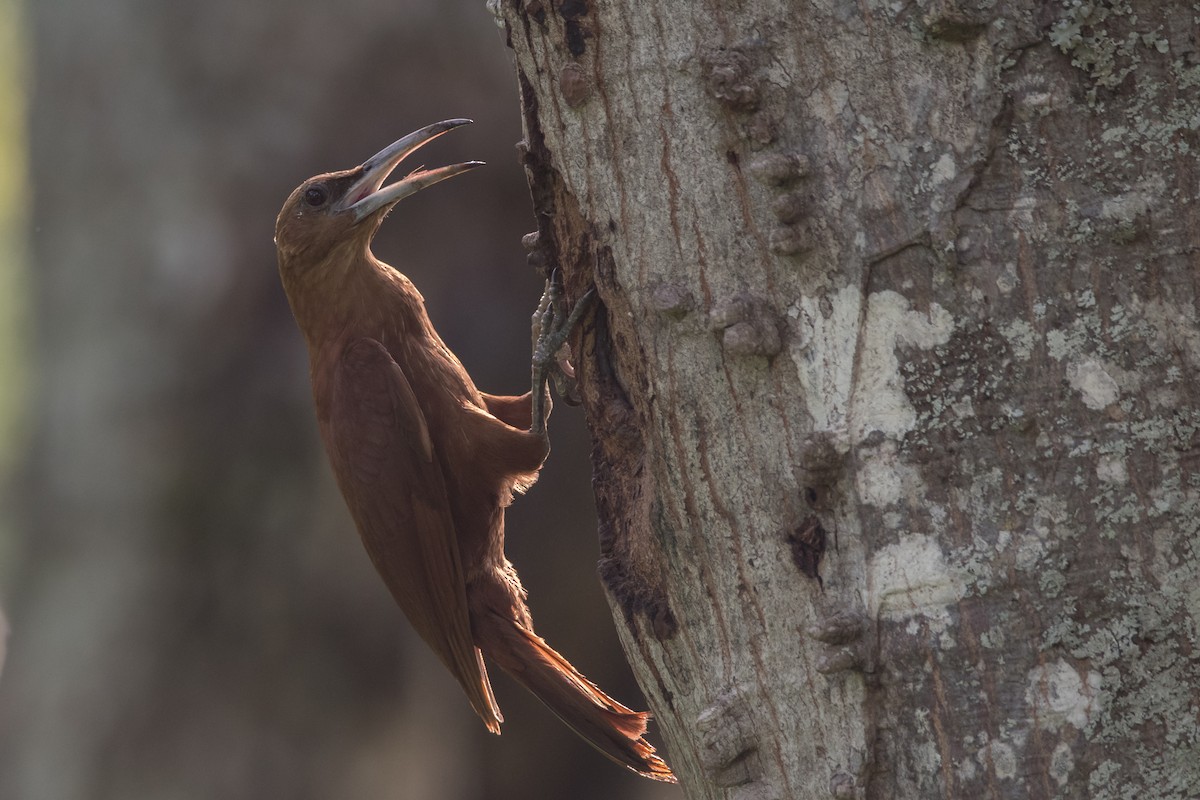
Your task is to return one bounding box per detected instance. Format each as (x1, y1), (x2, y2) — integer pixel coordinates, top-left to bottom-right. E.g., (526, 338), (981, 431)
(0, 2), (675, 798)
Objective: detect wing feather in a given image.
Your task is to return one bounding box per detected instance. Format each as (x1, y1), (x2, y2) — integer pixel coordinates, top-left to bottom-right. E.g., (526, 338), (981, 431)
(328, 338), (501, 732)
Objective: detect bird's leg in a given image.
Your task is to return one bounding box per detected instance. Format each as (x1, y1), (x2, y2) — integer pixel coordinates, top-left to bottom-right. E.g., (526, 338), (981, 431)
(530, 272), (595, 437)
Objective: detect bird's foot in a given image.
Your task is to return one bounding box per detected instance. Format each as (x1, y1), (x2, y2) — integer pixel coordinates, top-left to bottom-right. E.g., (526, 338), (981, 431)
(530, 271), (595, 436)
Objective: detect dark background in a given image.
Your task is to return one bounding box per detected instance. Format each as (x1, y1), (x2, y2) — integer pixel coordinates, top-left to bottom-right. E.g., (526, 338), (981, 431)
(0, 1), (676, 798)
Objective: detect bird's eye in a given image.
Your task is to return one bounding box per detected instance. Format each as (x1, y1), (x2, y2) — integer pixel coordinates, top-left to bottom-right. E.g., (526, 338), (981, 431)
(303, 185), (329, 207)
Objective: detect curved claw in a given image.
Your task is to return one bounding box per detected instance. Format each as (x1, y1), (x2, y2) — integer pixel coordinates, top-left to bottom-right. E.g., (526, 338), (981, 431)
(530, 283), (595, 435)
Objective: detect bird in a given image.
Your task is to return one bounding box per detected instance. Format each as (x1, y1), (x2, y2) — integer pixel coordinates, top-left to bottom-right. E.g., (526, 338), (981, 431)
(274, 119), (674, 782)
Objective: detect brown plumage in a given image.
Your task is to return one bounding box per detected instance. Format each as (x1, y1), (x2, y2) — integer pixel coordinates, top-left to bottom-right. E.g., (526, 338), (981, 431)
(274, 119), (673, 782)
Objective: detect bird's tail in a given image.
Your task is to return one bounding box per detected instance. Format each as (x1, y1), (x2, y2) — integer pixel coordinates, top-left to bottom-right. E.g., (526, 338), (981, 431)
(475, 609), (676, 782)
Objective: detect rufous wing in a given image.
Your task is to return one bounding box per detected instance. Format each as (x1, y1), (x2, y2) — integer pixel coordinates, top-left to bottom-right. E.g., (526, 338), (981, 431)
(328, 337), (502, 732)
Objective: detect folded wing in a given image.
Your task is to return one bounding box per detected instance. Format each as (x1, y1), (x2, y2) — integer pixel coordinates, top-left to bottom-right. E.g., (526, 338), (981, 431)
(329, 337), (501, 732)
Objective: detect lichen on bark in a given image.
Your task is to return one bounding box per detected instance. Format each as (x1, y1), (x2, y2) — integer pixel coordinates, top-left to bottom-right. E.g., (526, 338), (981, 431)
(497, 0), (1200, 797)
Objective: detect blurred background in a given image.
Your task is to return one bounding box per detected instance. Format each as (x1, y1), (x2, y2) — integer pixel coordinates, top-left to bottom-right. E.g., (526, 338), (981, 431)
(0, 1), (675, 797)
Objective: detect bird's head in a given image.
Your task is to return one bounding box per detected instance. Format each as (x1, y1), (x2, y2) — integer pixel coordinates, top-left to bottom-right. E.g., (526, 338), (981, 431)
(275, 118), (482, 272)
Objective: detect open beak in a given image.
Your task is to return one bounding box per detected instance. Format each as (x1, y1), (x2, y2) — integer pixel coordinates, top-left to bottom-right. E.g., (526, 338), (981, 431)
(338, 119), (483, 222)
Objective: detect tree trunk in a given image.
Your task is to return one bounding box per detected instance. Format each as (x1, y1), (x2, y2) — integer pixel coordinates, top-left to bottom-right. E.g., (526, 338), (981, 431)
(494, 1), (1200, 798)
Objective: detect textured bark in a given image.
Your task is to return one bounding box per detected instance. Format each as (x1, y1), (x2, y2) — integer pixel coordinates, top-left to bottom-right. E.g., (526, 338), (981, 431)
(495, 1), (1200, 798)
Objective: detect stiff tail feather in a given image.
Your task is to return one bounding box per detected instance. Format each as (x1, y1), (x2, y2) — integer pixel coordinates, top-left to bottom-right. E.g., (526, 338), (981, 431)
(477, 610), (676, 782)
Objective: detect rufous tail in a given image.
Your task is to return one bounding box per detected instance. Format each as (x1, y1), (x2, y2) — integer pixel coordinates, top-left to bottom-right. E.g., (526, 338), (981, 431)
(476, 610), (676, 782)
